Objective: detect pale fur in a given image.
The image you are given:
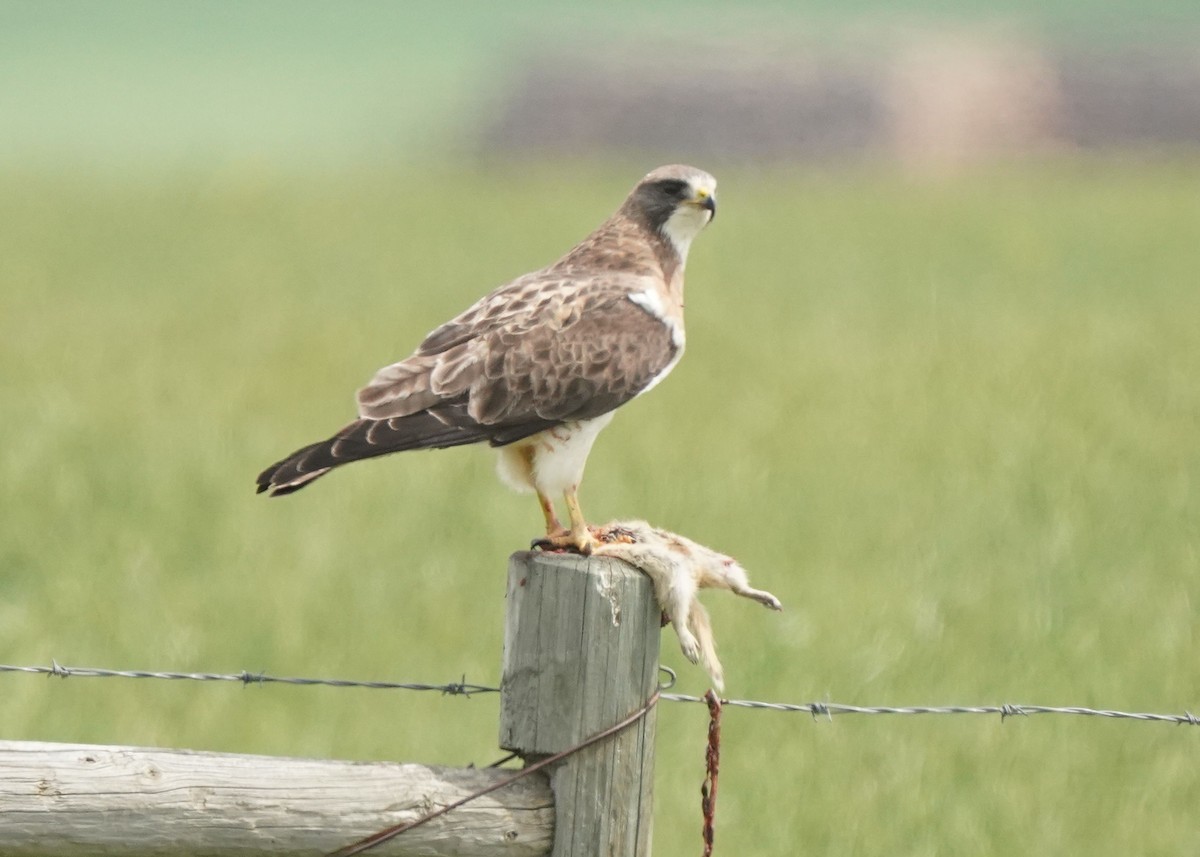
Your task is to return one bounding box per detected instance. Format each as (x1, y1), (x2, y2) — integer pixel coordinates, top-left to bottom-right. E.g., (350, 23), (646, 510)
(591, 520), (781, 692)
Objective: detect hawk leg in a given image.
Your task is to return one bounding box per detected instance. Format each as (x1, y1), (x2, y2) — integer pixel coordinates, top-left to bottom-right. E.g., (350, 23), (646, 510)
(537, 490), (564, 535)
(532, 486), (598, 555)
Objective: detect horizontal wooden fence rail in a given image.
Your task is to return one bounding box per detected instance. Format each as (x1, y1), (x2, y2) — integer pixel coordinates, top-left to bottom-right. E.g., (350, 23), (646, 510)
(0, 739), (552, 857)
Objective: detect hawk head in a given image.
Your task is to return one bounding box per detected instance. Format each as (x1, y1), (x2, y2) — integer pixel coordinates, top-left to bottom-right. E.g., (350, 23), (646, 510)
(624, 164), (717, 260)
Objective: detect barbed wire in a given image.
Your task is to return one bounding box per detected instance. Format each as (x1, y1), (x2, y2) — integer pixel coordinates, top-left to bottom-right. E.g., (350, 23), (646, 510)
(0, 661), (498, 697)
(660, 692), (1200, 726)
(2, 661), (1197, 726)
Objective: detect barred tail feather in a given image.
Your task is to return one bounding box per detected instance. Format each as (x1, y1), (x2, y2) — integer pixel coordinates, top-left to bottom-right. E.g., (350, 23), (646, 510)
(255, 413), (488, 496)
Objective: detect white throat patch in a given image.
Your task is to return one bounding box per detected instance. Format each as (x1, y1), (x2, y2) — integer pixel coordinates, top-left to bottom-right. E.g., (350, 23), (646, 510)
(660, 204), (713, 264)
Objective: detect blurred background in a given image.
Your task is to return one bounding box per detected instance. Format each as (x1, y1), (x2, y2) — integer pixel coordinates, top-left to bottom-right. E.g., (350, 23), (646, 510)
(4, 1), (1200, 171)
(2, 2), (1198, 855)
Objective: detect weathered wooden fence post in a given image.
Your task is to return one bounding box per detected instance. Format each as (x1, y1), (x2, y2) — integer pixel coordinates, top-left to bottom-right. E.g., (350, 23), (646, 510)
(499, 550), (662, 857)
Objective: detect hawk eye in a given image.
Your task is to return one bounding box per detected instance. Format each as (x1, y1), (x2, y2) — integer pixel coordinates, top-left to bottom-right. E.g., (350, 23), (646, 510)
(657, 179), (688, 198)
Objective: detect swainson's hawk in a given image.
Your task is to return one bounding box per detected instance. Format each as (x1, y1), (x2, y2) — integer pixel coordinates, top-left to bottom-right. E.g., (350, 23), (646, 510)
(256, 165), (717, 553)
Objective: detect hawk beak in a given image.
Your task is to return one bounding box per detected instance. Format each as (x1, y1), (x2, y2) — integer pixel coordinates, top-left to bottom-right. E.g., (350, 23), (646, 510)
(696, 191), (716, 219)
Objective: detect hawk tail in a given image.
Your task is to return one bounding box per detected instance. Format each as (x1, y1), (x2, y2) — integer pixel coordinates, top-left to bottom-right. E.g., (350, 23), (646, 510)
(255, 413), (491, 496)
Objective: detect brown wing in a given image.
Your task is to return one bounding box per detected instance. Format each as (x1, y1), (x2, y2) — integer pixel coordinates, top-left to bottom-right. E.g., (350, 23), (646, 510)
(354, 269), (560, 420)
(357, 273), (677, 423)
(463, 284), (678, 426)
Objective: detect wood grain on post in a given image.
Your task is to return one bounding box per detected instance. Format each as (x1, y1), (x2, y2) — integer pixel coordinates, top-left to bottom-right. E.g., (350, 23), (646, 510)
(499, 551), (661, 857)
(0, 740), (552, 857)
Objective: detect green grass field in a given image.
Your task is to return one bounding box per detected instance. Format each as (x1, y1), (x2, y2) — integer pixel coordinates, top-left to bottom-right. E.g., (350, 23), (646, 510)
(1, 160), (1198, 854)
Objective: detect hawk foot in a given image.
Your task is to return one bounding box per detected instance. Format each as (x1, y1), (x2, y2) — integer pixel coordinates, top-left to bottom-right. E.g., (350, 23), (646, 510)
(531, 526), (599, 555)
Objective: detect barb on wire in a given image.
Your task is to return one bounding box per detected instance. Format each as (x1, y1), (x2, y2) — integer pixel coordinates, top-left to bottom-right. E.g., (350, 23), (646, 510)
(0, 662), (498, 697)
(328, 690), (662, 857)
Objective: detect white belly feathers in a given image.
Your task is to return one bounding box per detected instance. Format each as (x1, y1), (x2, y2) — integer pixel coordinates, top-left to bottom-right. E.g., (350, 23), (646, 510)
(496, 413), (616, 496)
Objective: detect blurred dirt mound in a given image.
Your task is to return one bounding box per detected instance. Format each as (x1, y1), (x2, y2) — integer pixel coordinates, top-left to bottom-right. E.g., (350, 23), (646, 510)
(480, 29), (1200, 168)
